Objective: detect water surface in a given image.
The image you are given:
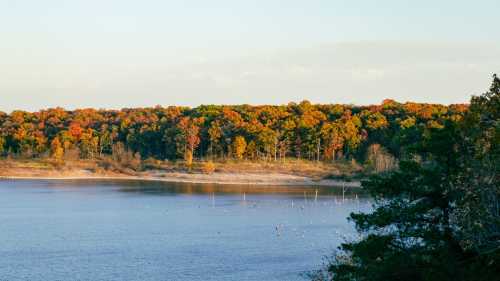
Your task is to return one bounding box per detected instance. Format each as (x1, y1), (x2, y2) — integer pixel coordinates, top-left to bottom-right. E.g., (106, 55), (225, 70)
(0, 179), (370, 281)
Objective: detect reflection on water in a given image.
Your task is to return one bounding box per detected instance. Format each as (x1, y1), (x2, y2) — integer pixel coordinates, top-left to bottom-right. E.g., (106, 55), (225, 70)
(117, 180), (363, 196)
(29, 178), (364, 196)
(0, 179), (371, 281)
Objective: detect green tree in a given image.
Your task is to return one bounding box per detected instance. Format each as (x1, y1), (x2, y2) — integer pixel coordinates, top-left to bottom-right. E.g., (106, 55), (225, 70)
(454, 74), (499, 252)
(0, 136), (5, 156)
(208, 121), (223, 158)
(312, 75), (499, 281)
(257, 128), (278, 161)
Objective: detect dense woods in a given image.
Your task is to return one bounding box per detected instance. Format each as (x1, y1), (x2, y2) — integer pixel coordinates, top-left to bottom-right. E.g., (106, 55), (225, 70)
(0, 99), (467, 170)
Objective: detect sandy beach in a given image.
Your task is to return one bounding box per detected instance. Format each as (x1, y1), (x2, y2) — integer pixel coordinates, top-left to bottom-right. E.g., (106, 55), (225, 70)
(0, 168), (361, 187)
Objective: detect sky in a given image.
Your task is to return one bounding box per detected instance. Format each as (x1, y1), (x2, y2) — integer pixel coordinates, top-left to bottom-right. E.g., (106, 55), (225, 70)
(1, 0), (499, 112)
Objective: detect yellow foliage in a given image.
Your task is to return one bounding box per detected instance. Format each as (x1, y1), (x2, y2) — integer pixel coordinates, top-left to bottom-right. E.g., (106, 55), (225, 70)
(233, 136), (247, 159)
(201, 161), (216, 174)
(50, 138), (64, 161)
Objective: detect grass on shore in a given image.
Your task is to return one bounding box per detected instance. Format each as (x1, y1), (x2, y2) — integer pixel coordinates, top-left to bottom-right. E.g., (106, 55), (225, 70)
(0, 157), (366, 180)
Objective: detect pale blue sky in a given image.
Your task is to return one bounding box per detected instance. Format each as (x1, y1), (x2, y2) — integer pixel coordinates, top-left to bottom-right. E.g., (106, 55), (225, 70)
(1, 0), (499, 112)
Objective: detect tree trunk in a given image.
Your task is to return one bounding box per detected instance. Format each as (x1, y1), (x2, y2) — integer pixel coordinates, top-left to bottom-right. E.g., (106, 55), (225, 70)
(274, 139), (277, 161)
(316, 139), (320, 162)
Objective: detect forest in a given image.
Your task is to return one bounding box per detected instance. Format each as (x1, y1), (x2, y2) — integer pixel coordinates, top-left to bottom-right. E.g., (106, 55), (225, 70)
(0, 97), (468, 172)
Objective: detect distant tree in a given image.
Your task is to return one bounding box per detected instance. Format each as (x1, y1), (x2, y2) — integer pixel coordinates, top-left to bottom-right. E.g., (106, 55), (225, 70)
(79, 128), (98, 159)
(176, 117), (202, 166)
(69, 122), (83, 140)
(365, 143), (397, 172)
(245, 140), (257, 160)
(341, 113), (362, 157)
(257, 129), (278, 161)
(50, 137), (64, 161)
(208, 121), (223, 159)
(0, 136), (6, 156)
(233, 135), (247, 160)
(33, 130), (47, 155)
(98, 126), (113, 156)
(321, 122), (344, 161)
(111, 142), (142, 171)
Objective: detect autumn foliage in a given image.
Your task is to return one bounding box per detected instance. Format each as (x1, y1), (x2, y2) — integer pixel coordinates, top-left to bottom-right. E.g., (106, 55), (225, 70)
(0, 101), (467, 166)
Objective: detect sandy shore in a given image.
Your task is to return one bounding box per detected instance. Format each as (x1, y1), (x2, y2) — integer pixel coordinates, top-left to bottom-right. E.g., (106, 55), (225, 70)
(0, 169), (361, 187)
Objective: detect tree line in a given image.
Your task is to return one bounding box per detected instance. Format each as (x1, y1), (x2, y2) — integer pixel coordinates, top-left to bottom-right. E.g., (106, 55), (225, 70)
(0, 99), (467, 166)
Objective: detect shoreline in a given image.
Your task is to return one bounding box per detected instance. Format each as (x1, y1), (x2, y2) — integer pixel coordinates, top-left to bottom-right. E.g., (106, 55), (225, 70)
(0, 172), (362, 187)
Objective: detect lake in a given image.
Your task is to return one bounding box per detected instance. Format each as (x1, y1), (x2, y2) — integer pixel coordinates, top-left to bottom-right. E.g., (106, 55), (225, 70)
(0, 179), (371, 281)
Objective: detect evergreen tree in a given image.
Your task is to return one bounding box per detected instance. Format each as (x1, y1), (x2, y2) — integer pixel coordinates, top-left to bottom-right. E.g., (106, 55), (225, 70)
(311, 75), (500, 281)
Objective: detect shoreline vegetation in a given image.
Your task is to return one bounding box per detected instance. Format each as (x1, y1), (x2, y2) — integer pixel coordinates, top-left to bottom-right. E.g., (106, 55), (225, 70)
(0, 158), (362, 187)
(0, 99), (467, 188)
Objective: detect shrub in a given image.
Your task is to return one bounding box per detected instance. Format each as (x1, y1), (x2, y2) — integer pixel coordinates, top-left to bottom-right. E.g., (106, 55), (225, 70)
(201, 161), (216, 174)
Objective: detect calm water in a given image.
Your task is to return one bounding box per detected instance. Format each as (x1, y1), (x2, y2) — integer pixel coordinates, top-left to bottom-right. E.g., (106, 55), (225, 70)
(0, 179), (371, 281)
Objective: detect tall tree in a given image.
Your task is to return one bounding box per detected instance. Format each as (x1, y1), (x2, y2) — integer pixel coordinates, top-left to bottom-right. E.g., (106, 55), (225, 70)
(321, 122), (344, 161)
(0, 136), (5, 156)
(233, 135), (247, 160)
(311, 75), (500, 281)
(50, 137), (64, 161)
(176, 117), (203, 166)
